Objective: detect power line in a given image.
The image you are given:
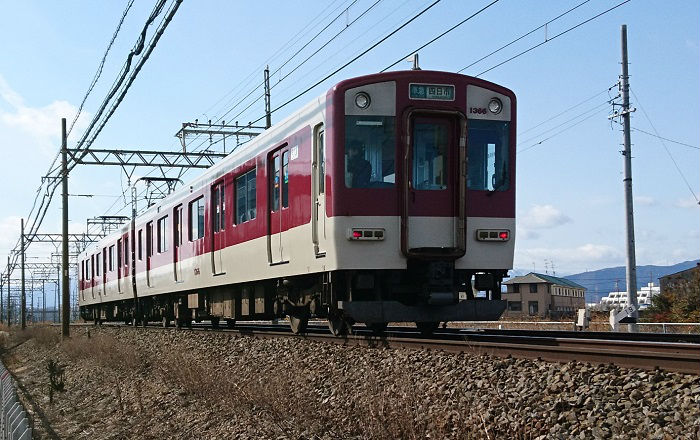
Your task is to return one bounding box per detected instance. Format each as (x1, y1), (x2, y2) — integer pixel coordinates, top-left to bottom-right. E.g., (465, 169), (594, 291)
(517, 106), (609, 154)
(631, 127), (700, 151)
(519, 88), (613, 136)
(519, 100), (610, 145)
(475, 0), (632, 77)
(68, 0), (135, 136)
(457, 0), (593, 74)
(381, 0), (501, 72)
(630, 88), (699, 204)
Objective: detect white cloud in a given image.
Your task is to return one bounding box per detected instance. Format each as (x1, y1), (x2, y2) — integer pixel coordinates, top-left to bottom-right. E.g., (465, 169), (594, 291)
(520, 204), (572, 229)
(675, 197), (699, 209)
(0, 74), (90, 153)
(634, 195), (656, 206)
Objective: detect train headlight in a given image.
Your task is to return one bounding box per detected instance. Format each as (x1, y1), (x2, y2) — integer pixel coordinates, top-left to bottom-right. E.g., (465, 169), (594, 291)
(488, 98), (502, 114)
(355, 92), (371, 109)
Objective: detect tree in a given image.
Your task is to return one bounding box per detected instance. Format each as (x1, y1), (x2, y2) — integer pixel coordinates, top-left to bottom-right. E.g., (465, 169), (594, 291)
(643, 271), (699, 323)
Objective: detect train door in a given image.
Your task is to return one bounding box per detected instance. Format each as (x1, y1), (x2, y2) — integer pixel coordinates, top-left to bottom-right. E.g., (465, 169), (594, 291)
(211, 181), (226, 275)
(311, 124), (326, 256)
(117, 238), (123, 293)
(174, 205), (184, 282)
(146, 222), (153, 287)
(268, 146), (290, 264)
(403, 112), (466, 256)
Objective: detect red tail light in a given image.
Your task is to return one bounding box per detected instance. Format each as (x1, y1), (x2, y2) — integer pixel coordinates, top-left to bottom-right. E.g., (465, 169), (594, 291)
(352, 231), (362, 238)
(499, 231), (509, 240)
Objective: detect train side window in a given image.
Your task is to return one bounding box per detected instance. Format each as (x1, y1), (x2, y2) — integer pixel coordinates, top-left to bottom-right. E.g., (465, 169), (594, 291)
(157, 216), (168, 253)
(117, 239), (122, 268)
(109, 245), (115, 271)
(124, 237), (129, 266)
(146, 222), (153, 257)
(282, 151), (289, 208)
(235, 168), (256, 224)
(318, 128), (325, 193)
(467, 120), (510, 191)
(271, 156), (280, 211)
(95, 253), (101, 276)
(189, 196), (205, 240)
(103, 248), (107, 274)
(212, 183), (225, 233)
(138, 229), (143, 260)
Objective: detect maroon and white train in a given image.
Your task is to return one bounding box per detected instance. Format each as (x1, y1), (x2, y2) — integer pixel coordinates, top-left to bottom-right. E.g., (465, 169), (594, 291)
(78, 70), (516, 335)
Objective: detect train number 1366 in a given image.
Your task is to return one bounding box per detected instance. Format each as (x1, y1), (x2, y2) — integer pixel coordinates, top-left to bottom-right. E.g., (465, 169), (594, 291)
(469, 107), (487, 114)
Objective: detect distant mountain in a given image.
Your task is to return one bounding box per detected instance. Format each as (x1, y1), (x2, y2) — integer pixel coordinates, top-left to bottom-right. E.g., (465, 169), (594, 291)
(564, 260), (699, 303)
(507, 260), (699, 303)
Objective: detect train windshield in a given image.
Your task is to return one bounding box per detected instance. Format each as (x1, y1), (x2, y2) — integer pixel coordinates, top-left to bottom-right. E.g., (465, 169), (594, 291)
(345, 116), (396, 188)
(467, 120), (510, 191)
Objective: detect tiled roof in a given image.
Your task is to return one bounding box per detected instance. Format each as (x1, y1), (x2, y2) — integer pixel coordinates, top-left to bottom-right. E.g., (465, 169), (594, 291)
(504, 272), (587, 290)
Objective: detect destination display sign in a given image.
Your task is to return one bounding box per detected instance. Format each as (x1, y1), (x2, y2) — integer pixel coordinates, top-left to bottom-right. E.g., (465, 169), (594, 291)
(409, 83), (455, 101)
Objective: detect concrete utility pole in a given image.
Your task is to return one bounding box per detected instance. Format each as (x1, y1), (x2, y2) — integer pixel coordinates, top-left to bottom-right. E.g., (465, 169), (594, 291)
(21, 219), (26, 329)
(6, 256), (10, 326)
(620, 24), (639, 332)
(61, 118), (70, 337)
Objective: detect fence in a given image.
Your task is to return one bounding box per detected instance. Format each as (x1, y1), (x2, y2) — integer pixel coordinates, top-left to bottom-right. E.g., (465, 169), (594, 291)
(0, 362), (31, 440)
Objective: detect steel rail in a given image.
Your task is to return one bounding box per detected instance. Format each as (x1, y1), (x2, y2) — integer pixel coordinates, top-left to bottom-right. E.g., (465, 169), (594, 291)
(71, 322), (700, 375)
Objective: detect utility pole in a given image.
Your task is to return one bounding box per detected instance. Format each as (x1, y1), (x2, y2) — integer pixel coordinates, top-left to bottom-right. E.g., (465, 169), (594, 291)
(264, 66), (272, 129)
(620, 24), (639, 332)
(21, 219), (26, 329)
(61, 117), (70, 337)
(6, 256), (10, 326)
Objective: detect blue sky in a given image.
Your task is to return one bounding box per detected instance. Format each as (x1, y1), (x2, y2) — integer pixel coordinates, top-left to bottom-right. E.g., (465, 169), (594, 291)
(0, 0), (698, 277)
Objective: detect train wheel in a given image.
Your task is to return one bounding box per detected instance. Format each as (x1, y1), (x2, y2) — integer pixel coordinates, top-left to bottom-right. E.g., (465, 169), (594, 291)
(289, 315), (308, 334)
(368, 322), (388, 335)
(327, 314), (349, 336)
(415, 321), (439, 337)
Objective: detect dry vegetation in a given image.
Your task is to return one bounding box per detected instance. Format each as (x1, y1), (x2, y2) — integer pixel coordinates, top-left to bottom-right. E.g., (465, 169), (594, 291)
(1, 325), (698, 439)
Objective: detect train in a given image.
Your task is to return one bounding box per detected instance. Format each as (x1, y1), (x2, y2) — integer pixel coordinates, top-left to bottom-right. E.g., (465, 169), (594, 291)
(78, 69), (516, 336)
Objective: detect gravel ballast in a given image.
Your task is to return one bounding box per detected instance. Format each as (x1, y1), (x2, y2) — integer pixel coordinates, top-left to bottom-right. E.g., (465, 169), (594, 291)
(2, 325), (699, 439)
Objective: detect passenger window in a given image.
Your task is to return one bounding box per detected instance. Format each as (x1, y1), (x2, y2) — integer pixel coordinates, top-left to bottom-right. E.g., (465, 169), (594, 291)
(158, 216), (169, 253)
(271, 156), (280, 211)
(109, 245), (115, 271)
(467, 120), (510, 191)
(235, 169), (256, 224)
(189, 197), (205, 240)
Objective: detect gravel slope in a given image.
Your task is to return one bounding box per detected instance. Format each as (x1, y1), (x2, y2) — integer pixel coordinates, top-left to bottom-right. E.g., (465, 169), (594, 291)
(2, 326), (699, 439)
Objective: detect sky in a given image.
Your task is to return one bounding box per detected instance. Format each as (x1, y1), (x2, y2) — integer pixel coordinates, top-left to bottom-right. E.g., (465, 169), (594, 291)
(0, 0), (698, 283)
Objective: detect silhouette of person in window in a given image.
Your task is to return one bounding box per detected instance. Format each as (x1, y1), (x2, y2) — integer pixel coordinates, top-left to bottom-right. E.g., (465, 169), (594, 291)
(346, 140), (372, 188)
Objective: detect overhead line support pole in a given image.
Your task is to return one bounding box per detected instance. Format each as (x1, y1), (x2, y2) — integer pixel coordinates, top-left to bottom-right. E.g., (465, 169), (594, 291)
(21, 218), (26, 329)
(620, 24), (639, 332)
(62, 117), (70, 337)
(264, 66), (272, 129)
(6, 256), (10, 325)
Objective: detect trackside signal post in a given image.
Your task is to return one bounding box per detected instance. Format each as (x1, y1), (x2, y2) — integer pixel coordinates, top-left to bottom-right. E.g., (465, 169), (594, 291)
(619, 25), (639, 332)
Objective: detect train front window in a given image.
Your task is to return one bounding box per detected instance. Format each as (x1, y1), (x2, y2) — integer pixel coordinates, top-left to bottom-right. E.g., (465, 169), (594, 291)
(345, 116), (395, 188)
(467, 120), (510, 191)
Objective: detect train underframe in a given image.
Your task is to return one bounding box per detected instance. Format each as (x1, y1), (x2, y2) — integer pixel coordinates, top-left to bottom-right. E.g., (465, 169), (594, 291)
(80, 260), (508, 336)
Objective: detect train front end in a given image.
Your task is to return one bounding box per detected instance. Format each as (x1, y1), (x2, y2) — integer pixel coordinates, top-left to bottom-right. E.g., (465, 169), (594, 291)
(324, 70), (515, 329)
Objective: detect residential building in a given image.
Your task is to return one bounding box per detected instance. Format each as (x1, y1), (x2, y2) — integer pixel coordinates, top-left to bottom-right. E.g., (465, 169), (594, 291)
(599, 282), (660, 310)
(659, 263), (700, 295)
(502, 273), (586, 318)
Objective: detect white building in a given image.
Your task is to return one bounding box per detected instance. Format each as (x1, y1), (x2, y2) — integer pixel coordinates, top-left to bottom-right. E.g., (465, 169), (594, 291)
(600, 282), (660, 309)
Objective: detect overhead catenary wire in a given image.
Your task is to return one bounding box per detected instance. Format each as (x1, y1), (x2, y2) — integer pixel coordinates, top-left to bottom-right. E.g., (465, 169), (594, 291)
(519, 88), (613, 136)
(631, 127), (700, 151)
(380, 0), (501, 72)
(474, 0), (632, 77)
(517, 106), (609, 154)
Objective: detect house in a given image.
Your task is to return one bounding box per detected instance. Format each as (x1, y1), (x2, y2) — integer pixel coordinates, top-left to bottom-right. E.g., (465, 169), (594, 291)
(502, 273), (586, 318)
(659, 264), (700, 295)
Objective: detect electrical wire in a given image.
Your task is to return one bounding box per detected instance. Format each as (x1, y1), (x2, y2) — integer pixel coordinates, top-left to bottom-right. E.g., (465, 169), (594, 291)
(519, 88), (612, 136)
(630, 88), (699, 204)
(517, 106), (609, 154)
(381, 0), (501, 72)
(475, 0), (632, 77)
(631, 127), (699, 151)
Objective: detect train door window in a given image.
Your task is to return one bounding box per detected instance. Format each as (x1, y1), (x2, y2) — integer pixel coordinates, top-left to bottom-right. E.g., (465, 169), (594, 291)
(189, 196), (205, 240)
(282, 151), (289, 208)
(213, 183), (225, 232)
(102, 248), (107, 275)
(271, 155), (280, 211)
(157, 216), (169, 253)
(146, 222), (153, 256)
(109, 245), (115, 271)
(124, 237), (129, 268)
(138, 229), (143, 260)
(174, 206), (183, 246)
(412, 121), (449, 190)
(235, 169), (256, 224)
(88, 256), (92, 280)
(95, 253), (100, 276)
(318, 129), (325, 193)
(117, 239), (122, 268)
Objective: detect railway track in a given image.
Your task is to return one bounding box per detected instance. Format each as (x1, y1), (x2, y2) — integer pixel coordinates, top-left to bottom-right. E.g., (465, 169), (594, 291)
(80, 322), (700, 375)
